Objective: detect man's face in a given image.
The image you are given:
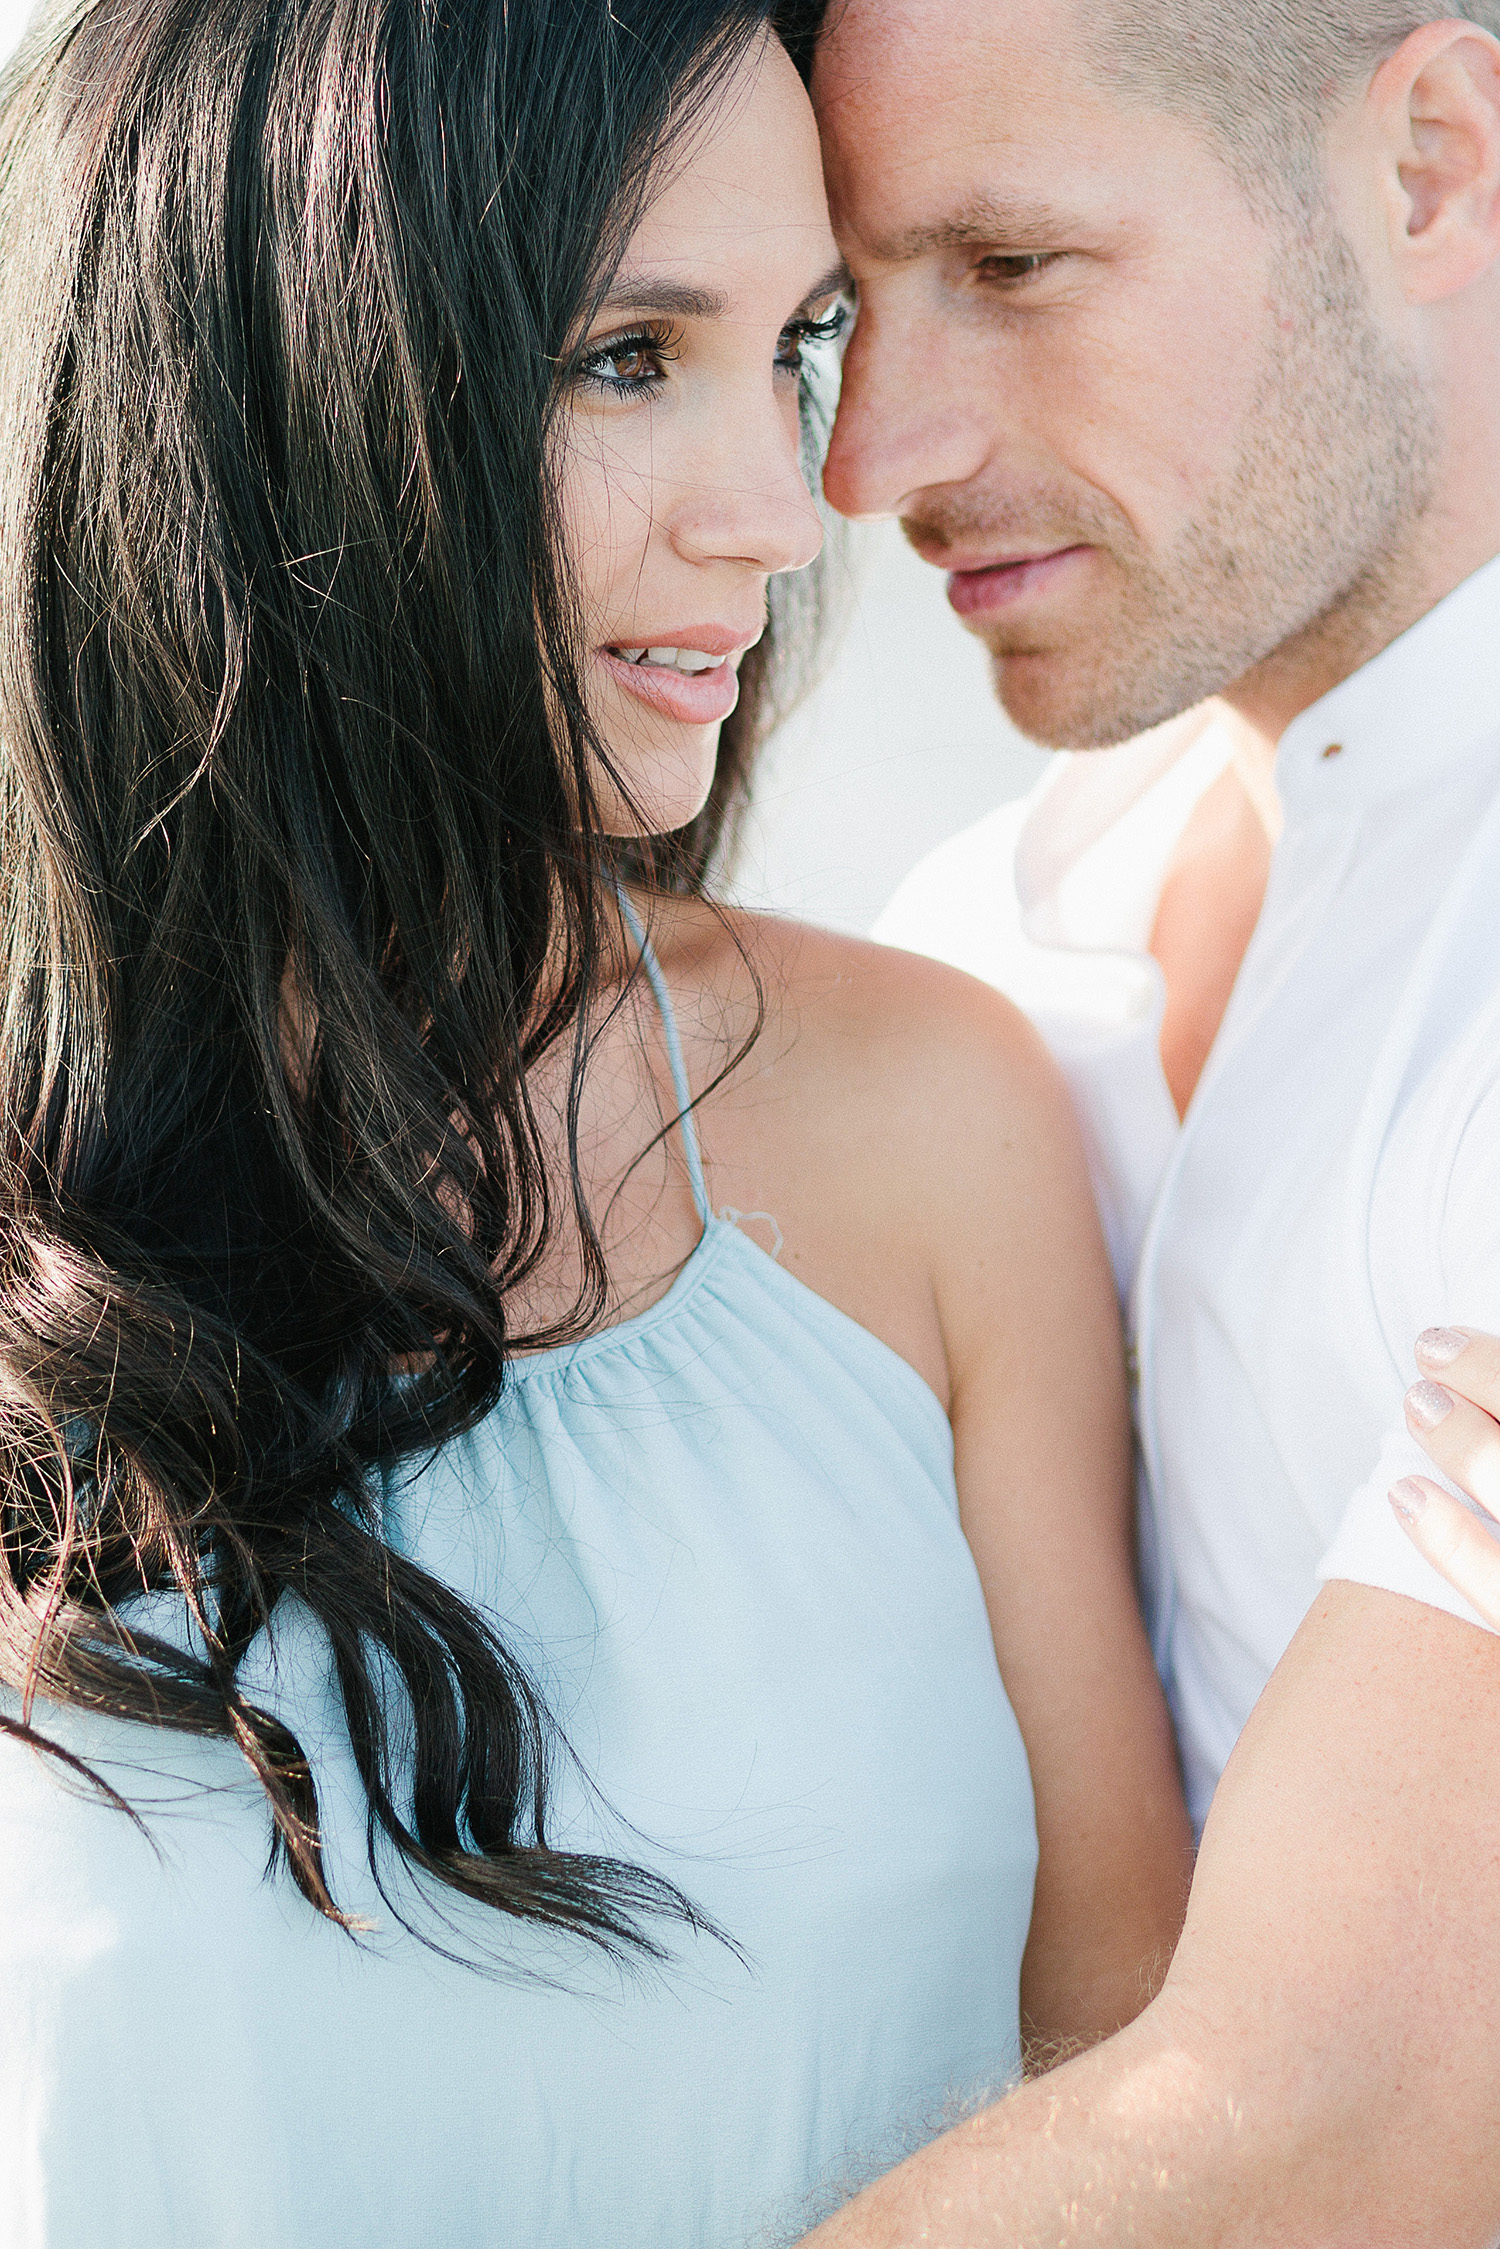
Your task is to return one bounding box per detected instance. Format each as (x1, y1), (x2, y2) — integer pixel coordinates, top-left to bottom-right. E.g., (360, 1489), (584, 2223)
(814, 0), (1435, 748)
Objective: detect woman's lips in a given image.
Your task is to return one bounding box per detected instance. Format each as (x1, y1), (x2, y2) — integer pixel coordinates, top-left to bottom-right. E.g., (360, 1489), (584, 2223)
(946, 545), (1091, 619)
(597, 646), (743, 725)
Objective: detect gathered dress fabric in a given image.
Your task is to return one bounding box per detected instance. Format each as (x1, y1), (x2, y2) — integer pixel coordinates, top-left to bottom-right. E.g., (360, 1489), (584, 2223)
(0, 918), (1037, 2249)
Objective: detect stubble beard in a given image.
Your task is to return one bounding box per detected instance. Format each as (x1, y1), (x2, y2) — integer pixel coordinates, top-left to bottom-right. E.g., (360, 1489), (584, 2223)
(914, 207), (1440, 752)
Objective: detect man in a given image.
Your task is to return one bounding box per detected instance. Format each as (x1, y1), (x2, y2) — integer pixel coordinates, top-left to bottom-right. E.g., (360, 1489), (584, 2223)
(793, 4), (1500, 2243)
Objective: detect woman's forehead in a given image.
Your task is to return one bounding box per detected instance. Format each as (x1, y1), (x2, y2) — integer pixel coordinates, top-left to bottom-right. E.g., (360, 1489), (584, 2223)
(621, 35), (838, 305)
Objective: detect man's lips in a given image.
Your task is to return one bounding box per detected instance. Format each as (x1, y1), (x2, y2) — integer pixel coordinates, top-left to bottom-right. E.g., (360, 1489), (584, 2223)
(945, 545), (1092, 619)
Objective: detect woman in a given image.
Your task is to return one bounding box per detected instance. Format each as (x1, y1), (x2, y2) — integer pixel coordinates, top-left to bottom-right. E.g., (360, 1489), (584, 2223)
(1393, 1330), (1500, 1621)
(0, 1), (1188, 2242)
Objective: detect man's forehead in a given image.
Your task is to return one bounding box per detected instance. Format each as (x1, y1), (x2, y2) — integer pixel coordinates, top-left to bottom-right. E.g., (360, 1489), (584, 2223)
(813, 0), (1128, 256)
(815, 0), (1094, 115)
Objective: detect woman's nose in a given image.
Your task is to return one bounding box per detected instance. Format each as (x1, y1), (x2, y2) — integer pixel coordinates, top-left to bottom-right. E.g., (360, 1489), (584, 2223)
(667, 402), (824, 578)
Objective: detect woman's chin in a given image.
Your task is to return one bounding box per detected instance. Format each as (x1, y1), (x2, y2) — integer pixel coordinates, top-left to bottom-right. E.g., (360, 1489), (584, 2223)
(599, 790), (717, 841)
(595, 725), (722, 839)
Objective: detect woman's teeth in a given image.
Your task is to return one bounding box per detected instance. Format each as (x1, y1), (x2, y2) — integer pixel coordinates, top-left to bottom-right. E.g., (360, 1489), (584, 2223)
(613, 647), (723, 674)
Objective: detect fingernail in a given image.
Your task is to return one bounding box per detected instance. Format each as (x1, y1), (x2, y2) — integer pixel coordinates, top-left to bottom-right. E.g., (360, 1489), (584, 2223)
(1407, 1380), (1456, 1430)
(1390, 1477), (1430, 1526)
(1417, 1327), (1469, 1369)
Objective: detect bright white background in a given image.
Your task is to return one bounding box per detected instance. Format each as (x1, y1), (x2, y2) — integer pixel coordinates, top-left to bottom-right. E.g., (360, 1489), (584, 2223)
(0, 1), (1045, 928)
(731, 522), (1046, 932)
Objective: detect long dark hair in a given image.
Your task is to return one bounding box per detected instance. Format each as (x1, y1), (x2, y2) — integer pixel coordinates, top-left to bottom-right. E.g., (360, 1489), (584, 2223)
(0, 0), (829, 1954)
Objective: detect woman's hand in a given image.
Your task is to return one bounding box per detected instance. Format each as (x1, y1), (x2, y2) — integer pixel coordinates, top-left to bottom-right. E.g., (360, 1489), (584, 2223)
(1390, 1328), (1500, 1627)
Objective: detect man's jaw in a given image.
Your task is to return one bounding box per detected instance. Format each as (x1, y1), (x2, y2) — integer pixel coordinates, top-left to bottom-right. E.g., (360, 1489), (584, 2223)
(905, 533), (1171, 749)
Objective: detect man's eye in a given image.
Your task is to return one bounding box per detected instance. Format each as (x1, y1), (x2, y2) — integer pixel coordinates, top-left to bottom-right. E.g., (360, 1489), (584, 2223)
(972, 253), (1057, 286)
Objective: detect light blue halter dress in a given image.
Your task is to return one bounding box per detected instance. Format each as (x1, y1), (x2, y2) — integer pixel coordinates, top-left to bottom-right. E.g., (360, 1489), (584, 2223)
(0, 919), (1038, 2249)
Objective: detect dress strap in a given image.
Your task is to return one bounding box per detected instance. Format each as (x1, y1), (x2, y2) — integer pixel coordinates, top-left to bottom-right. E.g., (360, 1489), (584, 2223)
(617, 891), (713, 1230)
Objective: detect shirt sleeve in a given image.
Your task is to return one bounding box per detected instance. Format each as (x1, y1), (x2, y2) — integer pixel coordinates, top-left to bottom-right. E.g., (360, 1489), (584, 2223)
(1315, 1422), (1500, 1635)
(1316, 1075), (1500, 1635)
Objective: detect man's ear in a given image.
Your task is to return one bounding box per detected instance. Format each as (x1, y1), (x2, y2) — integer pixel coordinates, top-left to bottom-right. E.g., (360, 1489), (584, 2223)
(1367, 19), (1500, 303)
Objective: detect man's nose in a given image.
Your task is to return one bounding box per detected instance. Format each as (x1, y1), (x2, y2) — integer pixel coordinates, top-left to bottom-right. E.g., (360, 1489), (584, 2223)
(822, 306), (992, 523)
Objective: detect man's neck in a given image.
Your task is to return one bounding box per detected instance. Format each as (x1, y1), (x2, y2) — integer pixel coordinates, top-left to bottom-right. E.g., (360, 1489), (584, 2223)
(1150, 527), (1500, 1112)
(1219, 521), (1500, 796)
(1215, 706), (1282, 847)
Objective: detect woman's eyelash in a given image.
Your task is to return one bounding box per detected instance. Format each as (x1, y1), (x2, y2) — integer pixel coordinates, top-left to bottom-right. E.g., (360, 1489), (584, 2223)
(576, 299), (850, 397)
(780, 303), (850, 352)
(574, 322), (680, 395)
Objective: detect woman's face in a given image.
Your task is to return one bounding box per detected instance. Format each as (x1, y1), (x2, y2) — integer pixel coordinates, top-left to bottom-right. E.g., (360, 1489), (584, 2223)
(560, 34), (845, 838)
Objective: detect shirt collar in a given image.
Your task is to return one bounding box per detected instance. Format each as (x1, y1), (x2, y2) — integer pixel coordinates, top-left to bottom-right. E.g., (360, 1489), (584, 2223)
(1277, 550), (1500, 821)
(1016, 714), (1231, 955)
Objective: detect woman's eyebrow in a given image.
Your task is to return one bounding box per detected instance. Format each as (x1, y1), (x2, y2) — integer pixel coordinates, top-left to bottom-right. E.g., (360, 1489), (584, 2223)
(600, 276), (730, 318)
(796, 259), (853, 314)
(599, 258), (852, 323)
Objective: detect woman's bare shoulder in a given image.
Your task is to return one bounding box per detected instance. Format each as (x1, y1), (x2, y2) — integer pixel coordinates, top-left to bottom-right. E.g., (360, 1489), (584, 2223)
(651, 895), (1080, 1213)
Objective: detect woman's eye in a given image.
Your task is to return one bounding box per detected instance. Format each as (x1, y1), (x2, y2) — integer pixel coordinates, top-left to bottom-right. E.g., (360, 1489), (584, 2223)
(575, 327), (677, 397)
(972, 252), (1057, 287)
(775, 300), (850, 377)
(598, 344), (657, 386)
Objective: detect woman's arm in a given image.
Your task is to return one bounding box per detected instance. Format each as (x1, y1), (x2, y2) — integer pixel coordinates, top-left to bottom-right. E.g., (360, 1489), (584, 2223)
(906, 970), (1193, 2063)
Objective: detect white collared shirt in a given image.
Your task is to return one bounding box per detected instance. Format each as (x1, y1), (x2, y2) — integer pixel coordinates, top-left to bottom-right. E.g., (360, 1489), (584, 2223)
(877, 556), (1500, 1829)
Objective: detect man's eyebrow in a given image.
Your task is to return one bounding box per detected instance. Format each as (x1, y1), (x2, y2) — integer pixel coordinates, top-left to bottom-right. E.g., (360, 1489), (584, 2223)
(874, 197), (1072, 262)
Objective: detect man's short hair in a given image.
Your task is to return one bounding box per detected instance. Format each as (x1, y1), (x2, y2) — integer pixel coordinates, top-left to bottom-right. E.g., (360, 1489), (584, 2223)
(1091, 3), (1500, 202)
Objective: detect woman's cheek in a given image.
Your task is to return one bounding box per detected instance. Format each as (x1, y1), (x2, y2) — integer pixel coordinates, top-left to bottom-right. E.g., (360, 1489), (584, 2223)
(560, 419), (659, 628)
